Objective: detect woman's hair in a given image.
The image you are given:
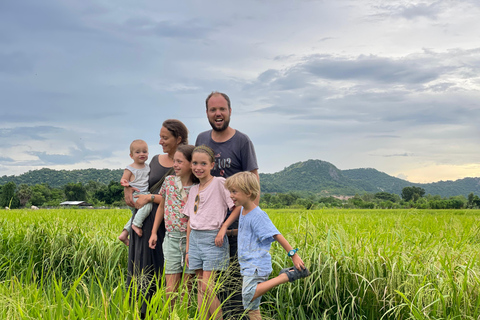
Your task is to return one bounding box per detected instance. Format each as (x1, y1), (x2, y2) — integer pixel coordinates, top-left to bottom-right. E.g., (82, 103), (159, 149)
(225, 171), (260, 201)
(162, 119), (188, 145)
(176, 144), (199, 183)
(193, 145), (215, 163)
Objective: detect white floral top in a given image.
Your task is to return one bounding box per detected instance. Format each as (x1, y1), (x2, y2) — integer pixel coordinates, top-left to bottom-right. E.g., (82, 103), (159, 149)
(159, 175), (194, 232)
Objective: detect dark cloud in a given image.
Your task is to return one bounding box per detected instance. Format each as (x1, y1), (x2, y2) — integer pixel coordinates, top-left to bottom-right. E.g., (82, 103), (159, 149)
(0, 157), (15, 163)
(298, 54), (440, 84)
(382, 153), (413, 157)
(0, 126), (65, 141)
(375, 1), (444, 20)
(28, 145), (110, 165)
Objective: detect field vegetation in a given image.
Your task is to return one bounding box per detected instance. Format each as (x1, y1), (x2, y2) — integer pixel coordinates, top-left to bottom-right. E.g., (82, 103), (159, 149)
(1, 208), (479, 319)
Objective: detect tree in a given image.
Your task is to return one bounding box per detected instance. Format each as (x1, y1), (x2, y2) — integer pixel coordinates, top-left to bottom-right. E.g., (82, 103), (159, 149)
(94, 181), (124, 205)
(64, 182), (87, 201)
(374, 192), (399, 203)
(0, 182), (20, 208)
(17, 184), (33, 207)
(401, 186), (425, 202)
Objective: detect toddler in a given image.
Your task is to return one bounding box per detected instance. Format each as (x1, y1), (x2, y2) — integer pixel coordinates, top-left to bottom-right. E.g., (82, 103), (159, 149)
(118, 139), (151, 246)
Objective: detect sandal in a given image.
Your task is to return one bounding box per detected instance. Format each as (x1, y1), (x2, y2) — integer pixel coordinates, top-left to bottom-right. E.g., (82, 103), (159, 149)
(280, 266), (311, 282)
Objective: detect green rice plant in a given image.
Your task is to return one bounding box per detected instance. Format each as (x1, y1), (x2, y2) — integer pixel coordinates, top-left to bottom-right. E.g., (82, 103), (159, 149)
(1, 208), (480, 319)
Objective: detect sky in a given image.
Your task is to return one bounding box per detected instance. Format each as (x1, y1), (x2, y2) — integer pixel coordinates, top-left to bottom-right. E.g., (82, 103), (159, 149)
(1, 0), (480, 184)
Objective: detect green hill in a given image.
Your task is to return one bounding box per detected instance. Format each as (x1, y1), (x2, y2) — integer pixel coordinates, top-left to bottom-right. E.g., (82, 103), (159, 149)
(0, 168), (124, 188)
(260, 160), (480, 197)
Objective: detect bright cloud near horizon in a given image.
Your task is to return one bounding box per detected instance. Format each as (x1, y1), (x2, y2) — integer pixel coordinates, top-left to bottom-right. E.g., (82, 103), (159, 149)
(1, 0), (480, 184)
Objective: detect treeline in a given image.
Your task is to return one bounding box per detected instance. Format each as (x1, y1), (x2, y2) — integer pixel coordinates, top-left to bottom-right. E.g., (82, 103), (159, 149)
(260, 186), (480, 210)
(0, 168), (123, 189)
(0, 181), (125, 209)
(2, 181), (480, 210)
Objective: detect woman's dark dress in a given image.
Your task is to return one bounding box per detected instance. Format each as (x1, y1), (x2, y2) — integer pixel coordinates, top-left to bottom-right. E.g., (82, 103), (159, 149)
(127, 155), (170, 314)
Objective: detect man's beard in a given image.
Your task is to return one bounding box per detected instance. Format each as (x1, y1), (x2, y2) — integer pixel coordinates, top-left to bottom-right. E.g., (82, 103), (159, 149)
(209, 119), (230, 132)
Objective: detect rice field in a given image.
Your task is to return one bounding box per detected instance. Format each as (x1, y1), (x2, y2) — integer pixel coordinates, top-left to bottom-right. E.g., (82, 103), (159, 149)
(1, 208), (479, 319)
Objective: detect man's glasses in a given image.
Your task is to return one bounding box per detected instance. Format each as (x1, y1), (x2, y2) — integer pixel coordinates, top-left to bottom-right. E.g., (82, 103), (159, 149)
(194, 194), (199, 214)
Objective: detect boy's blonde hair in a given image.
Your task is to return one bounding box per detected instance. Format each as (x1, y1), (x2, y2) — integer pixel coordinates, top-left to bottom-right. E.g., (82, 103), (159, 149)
(225, 171), (260, 201)
(130, 139), (148, 154)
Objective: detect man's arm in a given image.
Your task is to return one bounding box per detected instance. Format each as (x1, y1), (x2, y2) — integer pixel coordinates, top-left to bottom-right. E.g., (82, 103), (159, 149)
(250, 168), (260, 205)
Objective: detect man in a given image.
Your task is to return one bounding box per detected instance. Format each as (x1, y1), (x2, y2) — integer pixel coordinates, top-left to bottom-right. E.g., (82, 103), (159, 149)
(196, 91), (259, 319)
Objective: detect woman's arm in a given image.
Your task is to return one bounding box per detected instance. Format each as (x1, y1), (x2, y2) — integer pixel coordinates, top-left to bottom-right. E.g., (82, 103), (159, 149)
(148, 196), (165, 249)
(134, 193), (161, 209)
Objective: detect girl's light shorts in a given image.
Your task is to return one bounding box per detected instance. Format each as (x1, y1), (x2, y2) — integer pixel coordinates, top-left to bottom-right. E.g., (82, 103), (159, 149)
(163, 231), (195, 274)
(188, 229), (229, 271)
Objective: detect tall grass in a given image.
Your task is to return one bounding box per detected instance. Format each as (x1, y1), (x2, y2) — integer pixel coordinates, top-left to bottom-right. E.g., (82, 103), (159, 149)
(1, 208), (479, 319)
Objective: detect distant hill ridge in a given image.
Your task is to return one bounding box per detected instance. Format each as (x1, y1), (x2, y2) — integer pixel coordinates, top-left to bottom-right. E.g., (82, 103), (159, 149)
(1, 160), (480, 197)
(258, 159), (480, 197)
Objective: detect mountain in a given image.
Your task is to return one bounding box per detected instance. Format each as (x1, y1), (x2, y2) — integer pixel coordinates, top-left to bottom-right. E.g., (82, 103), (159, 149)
(2, 160), (480, 197)
(259, 159), (480, 197)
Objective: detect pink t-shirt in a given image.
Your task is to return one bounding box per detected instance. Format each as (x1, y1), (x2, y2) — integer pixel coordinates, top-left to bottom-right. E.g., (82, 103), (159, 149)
(184, 176), (234, 230)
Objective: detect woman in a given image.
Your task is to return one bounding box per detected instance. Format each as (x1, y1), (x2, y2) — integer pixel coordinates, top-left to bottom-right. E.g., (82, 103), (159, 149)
(124, 119), (189, 317)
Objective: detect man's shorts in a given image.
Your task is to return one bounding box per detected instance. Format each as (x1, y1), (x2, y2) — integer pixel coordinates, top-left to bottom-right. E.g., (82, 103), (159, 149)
(163, 231), (195, 274)
(242, 271), (269, 310)
(188, 229), (229, 271)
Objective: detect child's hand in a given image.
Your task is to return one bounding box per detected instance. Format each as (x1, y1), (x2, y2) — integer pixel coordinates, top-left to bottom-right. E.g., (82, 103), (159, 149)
(214, 229), (226, 247)
(120, 179), (130, 187)
(149, 234), (157, 249)
(292, 254), (306, 271)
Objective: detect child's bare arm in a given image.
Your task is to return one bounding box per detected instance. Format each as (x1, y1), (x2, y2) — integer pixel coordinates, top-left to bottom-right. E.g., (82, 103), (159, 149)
(148, 196), (165, 249)
(273, 234), (305, 270)
(120, 169), (133, 185)
(122, 169), (135, 206)
(215, 205), (241, 247)
(186, 220), (191, 268)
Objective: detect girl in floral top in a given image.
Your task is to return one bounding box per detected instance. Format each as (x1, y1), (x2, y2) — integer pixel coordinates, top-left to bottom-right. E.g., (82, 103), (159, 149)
(149, 144), (198, 307)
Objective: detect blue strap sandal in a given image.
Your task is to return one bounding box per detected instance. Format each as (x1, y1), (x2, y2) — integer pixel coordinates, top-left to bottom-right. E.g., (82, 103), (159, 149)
(280, 266), (311, 282)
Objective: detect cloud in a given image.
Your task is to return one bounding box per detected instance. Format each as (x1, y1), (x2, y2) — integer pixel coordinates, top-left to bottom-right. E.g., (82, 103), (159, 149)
(377, 2), (445, 20)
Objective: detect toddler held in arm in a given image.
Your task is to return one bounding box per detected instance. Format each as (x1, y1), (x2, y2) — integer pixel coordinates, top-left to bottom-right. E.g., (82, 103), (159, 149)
(118, 139), (152, 246)
(225, 171), (311, 320)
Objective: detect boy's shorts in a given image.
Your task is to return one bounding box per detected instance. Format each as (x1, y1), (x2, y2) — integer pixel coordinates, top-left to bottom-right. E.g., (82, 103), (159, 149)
(163, 231), (195, 275)
(188, 229), (229, 271)
(242, 271), (269, 310)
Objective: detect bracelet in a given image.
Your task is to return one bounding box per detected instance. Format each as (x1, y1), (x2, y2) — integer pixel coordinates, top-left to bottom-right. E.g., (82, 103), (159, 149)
(150, 195), (155, 202)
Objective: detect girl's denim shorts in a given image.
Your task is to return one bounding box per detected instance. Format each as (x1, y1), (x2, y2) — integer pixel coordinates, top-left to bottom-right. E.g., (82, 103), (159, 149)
(163, 231), (195, 274)
(188, 229), (229, 271)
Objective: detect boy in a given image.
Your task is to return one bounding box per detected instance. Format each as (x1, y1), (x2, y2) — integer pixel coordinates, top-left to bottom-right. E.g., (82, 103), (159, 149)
(225, 172), (310, 320)
(118, 139), (151, 246)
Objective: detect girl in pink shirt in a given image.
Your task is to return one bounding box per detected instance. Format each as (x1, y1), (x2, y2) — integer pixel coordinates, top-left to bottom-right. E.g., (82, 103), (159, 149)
(184, 145), (240, 320)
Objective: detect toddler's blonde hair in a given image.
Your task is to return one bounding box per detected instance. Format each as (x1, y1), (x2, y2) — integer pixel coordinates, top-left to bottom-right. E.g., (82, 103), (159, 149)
(130, 139), (148, 154)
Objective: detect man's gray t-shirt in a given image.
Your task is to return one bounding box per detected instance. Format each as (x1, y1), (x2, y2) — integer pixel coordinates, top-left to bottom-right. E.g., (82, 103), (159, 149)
(195, 129), (258, 178)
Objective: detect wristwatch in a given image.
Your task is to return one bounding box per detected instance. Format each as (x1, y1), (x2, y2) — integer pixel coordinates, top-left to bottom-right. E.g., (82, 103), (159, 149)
(288, 248), (298, 257)
(151, 195), (155, 202)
